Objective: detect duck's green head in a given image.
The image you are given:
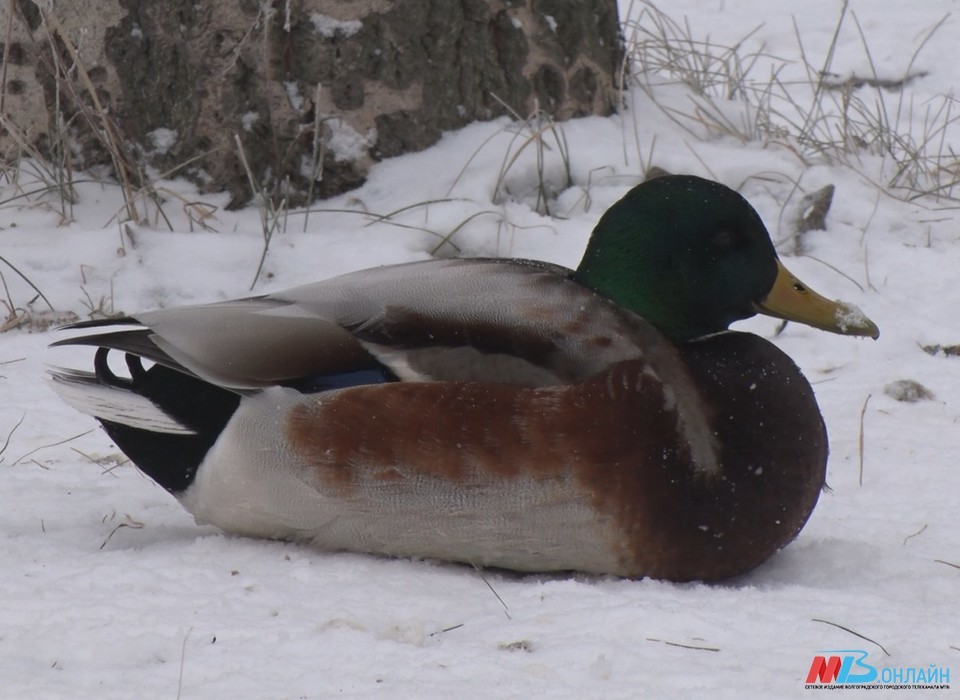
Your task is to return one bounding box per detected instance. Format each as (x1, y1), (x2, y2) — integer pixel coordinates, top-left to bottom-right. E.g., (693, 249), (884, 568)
(573, 175), (879, 342)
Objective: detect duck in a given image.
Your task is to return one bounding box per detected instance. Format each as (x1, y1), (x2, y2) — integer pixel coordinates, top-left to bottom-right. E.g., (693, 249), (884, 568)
(49, 174), (878, 582)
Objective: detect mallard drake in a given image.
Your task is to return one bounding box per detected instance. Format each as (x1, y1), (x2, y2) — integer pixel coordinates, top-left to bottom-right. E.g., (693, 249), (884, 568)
(49, 175), (878, 582)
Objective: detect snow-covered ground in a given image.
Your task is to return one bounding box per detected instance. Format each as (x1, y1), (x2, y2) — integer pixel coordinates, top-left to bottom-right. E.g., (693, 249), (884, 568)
(2, 2), (958, 697)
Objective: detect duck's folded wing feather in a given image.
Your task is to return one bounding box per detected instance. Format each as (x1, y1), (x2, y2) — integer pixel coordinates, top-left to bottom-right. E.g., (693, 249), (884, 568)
(54, 259), (666, 389)
(276, 258), (665, 386)
(53, 300), (372, 390)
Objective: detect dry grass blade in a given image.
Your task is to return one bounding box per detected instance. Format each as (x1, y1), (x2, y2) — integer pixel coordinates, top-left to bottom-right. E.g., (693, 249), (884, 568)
(0, 255), (55, 314)
(472, 564), (511, 620)
(41, 12), (140, 222)
(99, 513), (145, 550)
(362, 198), (473, 227)
(858, 394), (872, 486)
(176, 628), (193, 700)
(70, 447), (129, 475)
(235, 134), (287, 290)
(491, 112), (571, 215)
(447, 122), (517, 196)
(0, 116), (77, 211)
(796, 1), (848, 140)
(428, 210), (501, 256)
(0, 413), (26, 458)
(302, 82), (326, 232)
(446, 98), (571, 215)
(803, 255), (865, 292)
(811, 618), (890, 656)
(0, 0), (13, 119)
(12, 429), (96, 466)
(646, 637), (720, 653)
(902, 524), (927, 545)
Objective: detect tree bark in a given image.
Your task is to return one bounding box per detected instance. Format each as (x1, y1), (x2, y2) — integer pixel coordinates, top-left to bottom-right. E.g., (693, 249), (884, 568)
(1, 0), (621, 209)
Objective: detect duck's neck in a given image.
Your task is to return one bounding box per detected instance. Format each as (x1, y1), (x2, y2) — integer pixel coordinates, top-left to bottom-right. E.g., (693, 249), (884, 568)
(574, 232), (708, 343)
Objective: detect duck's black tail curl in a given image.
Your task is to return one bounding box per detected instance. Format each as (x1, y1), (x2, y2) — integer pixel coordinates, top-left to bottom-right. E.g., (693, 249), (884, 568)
(48, 349), (240, 494)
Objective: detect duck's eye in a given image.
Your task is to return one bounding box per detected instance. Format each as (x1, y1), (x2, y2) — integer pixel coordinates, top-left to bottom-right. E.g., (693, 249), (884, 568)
(794, 282), (807, 293)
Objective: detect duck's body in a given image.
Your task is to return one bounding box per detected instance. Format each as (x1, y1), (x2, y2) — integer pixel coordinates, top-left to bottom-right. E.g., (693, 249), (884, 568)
(50, 175), (877, 581)
(187, 330), (824, 581)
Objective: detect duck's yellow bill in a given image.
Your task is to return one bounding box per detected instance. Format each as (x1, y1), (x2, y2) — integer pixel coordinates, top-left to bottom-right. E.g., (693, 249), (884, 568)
(753, 259), (879, 339)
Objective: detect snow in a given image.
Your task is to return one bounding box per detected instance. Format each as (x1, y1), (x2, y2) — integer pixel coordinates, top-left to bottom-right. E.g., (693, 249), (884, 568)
(325, 118), (377, 164)
(310, 14), (363, 40)
(1, 2), (958, 697)
(283, 81), (305, 111)
(241, 111), (260, 132)
(147, 128), (178, 156)
(834, 300), (873, 335)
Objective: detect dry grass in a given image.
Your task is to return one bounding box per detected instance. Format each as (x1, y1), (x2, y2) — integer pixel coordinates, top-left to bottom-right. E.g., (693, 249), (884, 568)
(235, 134), (289, 290)
(450, 98), (572, 217)
(622, 0), (960, 202)
(811, 617), (890, 656)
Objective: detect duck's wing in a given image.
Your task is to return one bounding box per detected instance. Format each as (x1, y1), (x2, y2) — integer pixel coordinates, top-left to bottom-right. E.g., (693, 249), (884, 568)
(52, 258), (667, 390)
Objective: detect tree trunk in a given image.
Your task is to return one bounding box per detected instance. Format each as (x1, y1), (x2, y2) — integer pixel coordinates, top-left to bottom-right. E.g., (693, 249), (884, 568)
(1, 0), (621, 209)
